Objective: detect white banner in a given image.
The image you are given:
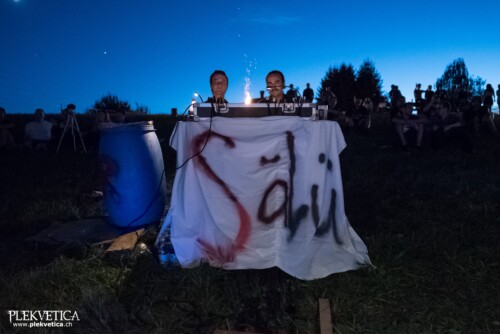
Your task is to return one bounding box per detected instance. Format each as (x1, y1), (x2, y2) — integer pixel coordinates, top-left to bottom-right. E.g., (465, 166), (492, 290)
(164, 117), (370, 280)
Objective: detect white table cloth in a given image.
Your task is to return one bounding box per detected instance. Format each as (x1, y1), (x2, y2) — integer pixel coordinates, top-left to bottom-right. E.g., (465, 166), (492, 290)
(162, 117), (370, 280)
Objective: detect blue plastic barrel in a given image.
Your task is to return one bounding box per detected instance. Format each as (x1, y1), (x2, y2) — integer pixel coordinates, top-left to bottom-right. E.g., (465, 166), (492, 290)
(99, 122), (167, 227)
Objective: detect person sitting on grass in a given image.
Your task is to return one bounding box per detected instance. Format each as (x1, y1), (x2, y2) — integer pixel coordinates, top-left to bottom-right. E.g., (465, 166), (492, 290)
(346, 96), (371, 132)
(24, 108), (53, 151)
(429, 101), (468, 150)
(390, 95), (406, 120)
(421, 94), (442, 121)
(463, 96), (497, 133)
(320, 87), (342, 122)
(0, 107), (15, 150)
(362, 97), (374, 128)
(392, 102), (424, 150)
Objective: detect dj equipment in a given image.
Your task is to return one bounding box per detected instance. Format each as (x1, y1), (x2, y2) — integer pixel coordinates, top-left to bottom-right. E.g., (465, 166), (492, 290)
(192, 103), (323, 118)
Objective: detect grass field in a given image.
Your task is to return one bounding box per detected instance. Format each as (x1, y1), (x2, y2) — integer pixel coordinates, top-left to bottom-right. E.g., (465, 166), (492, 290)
(1, 114), (499, 333)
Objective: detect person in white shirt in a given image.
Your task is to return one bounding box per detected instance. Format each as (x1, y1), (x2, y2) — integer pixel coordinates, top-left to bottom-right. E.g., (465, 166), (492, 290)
(24, 108), (53, 150)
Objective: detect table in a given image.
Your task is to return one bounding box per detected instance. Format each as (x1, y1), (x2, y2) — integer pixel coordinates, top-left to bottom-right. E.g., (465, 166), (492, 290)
(163, 116), (370, 280)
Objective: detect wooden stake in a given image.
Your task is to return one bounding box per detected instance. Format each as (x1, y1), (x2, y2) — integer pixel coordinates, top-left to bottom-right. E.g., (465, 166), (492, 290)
(214, 330), (263, 334)
(319, 298), (333, 334)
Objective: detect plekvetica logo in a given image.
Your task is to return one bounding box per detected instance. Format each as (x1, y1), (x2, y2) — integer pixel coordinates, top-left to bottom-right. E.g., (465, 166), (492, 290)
(6, 310), (80, 329)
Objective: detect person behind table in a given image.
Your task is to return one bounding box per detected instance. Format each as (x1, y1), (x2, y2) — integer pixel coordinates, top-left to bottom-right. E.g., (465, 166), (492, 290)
(206, 70), (228, 104)
(265, 70), (291, 104)
(24, 108), (53, 150)
(0, 107), (15, 150)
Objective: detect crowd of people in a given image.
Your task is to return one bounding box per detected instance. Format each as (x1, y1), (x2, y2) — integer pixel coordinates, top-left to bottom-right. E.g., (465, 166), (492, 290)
(389, 83), (498, 152)
(317, 87), (374, 132)
(0, 104), (127, 153)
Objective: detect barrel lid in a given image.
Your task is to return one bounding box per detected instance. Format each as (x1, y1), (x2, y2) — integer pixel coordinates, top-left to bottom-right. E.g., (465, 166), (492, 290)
(100, 121), (155, 133)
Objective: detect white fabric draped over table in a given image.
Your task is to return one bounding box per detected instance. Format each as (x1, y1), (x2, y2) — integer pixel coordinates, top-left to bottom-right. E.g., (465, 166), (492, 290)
(162, 117), (370, 280)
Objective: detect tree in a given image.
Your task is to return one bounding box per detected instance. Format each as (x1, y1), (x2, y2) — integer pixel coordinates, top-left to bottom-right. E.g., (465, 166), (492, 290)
(468, 76), (486, 96)
(90, 93), (131, 115)
(134, 102), (150, 114)
(355, 59), (383, 103)
(318, 63), (356, 111)
(436, 58), (485, 96)
(88, 94), (150, 115)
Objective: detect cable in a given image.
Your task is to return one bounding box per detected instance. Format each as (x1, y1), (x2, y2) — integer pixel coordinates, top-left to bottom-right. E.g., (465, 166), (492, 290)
(169, 102), (215, 171)
(168, 103), (192, 149)
(120, 167), (166, 231)
(175, 112), (214, 170)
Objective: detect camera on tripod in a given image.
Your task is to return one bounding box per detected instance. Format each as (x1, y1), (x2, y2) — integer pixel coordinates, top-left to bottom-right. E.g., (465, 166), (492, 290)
(62, 103), (76, 116)
(56, 103), (87, 154)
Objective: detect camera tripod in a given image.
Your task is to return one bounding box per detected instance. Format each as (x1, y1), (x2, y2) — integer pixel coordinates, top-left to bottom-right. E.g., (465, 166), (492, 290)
(56, 112), (87, 154)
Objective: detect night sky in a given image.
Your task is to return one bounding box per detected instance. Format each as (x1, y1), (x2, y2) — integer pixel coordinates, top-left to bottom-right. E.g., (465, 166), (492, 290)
(1, 0), (499, 114)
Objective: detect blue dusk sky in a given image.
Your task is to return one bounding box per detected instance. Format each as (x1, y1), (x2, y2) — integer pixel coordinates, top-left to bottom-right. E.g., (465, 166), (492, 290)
(1, 0), (499, 114)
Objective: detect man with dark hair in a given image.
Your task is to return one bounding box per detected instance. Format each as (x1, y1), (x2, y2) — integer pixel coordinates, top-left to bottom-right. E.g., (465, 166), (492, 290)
(265, 70), (287, 103)
(207, 70), (228, 103)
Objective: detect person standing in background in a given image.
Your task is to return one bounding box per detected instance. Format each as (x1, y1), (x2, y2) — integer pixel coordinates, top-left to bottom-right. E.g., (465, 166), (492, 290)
(424, 85), (434, 104)
(483, 83), (495, 114)
(496, 84), (500, 112)
(0, 107), (15, 150)
(303, 83), (314, 103)
(285, 84), (298, 101)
